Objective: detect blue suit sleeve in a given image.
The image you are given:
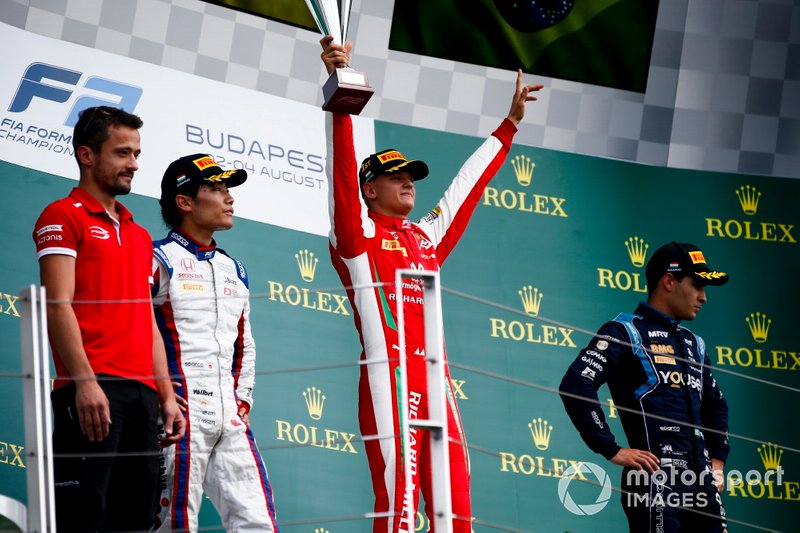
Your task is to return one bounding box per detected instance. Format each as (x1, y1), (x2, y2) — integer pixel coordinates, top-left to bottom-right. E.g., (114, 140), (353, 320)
(559, 322), (627, 460)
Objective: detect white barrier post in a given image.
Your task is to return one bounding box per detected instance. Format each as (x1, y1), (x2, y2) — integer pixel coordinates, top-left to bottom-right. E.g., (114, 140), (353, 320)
(395, 269), (452, 533)
(19, 285), (56, 532)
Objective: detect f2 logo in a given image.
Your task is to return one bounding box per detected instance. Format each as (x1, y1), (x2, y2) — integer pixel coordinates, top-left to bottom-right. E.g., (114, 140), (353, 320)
(8, 62), (143, 126)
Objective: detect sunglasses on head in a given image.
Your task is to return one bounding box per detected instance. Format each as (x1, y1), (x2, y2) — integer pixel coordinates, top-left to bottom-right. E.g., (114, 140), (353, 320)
(82, 106), (121, 131)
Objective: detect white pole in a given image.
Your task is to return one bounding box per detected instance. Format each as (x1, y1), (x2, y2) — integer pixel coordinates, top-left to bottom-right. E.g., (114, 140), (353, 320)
(19, 285), (56, 532)
(395, 270), (415, 532)
(419, 271), (452, 532)
(395, 270), (453, 533)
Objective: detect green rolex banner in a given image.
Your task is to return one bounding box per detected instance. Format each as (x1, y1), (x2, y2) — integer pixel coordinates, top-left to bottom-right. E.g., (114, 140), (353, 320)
(376, 119), (799, 532)
(389, 0), (659, 92)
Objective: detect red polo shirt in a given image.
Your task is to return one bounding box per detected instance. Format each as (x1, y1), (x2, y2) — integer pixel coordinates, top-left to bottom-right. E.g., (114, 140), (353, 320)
(33, 187), (156, 390)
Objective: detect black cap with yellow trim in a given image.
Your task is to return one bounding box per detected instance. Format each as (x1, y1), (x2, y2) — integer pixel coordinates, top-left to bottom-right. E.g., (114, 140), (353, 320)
(161, 153), (247, 197)
(359, 149), (429, 187)
(645, 242), (729, 287)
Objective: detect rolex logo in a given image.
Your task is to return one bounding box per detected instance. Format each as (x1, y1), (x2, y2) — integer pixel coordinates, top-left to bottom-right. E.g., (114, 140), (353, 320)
(519, 285), (543, 316)
(624, 236), (649, 268)
(736, 184), (761, 215)
(314, 529), (330, 533)
(295, 249), (318, 282)
(528, 417), (553, 450)
(746, 312), (771, 343)
(303, 386), (326, 420)
(511, 155), (535, 187)
(757, 442), (783, 472)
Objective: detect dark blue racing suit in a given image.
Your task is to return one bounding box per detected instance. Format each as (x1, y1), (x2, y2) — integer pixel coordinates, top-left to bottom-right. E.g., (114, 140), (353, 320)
(559, 303), (729, 532)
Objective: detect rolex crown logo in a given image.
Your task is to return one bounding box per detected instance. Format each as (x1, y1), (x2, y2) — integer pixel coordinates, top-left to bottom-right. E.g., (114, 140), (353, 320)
(303, 386), (326, 420)
(624, 236), (649, 268)
(511, 155), (535, 187)
(295, 249), (319, 282)
(314, 529), (330, 533)
(528, 417), (553, 451)
(518, 285), (543, 316)
(757, 442), (783, 472)
(736, 184), (761, 215)
(745, 312), (771, 343)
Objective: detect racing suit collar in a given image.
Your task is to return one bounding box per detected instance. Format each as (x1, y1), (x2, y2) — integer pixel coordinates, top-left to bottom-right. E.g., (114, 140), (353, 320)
(368, 210), (413, 230)
(168, 228), (217, 260)
(635, 302), (681, 330)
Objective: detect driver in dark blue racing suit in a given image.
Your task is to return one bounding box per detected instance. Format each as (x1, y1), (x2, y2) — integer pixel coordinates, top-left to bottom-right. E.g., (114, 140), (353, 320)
(560, 242), (730, 532)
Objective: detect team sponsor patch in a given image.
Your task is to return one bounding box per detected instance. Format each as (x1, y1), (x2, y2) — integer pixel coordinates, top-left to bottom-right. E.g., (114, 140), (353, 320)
(378, 150), (404, 164)
(417, 236), (433, 249)
(193, 155), (217, 170)
(36, 224), (62, 236)
(655, 355), (676, 365)
(181, 282), (204, 292)
(181, 258), (197, 272)
(649, 343), (675, 355)
(689, 250), (706, 264)
(173, 233), (190, 247)
(381, 239), (407, 256)
(423, 206), (443, 224)
(89, 226), (110, 240)
(37, 234), (62, 244)
(596, 339), (609, 350)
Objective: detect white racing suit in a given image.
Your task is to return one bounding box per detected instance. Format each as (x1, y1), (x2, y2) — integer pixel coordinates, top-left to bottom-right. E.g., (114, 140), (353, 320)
(152, 229), (278, 532)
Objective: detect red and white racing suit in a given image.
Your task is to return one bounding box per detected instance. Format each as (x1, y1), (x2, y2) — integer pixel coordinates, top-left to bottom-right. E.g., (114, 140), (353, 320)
(325, 113), (517, 532)
(152, 229), (278, 532)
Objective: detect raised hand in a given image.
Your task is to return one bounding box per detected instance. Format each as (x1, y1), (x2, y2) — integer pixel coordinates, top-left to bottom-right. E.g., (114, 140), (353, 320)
(507, 69), (544, 125)
(320, 35), (352, 75)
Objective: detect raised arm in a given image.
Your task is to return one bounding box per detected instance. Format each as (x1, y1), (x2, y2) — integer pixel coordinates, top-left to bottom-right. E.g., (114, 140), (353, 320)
(418, 71), (543, 262)
(320, 35), (371, 259)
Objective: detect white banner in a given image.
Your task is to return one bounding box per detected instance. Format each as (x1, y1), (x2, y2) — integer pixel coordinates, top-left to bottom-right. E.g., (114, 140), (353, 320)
(0, 22), (375, 237)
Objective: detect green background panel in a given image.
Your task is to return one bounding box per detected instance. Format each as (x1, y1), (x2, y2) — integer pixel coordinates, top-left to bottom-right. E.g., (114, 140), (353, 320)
(0, 112), (798, 532)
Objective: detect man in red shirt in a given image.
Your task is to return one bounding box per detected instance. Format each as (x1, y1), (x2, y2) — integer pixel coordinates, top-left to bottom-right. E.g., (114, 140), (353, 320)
(33, 106), (185, 531)
(320, 36), (543, 532)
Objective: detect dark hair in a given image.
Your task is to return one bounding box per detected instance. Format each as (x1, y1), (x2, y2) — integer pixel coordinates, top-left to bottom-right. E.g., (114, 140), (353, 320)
(72, 106), (143, 165)
(646, 271), (687, 296)
(159, 181), (201, 229)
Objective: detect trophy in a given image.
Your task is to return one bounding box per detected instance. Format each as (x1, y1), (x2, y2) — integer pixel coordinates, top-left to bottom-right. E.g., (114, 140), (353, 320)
(305, 0), (375, 115)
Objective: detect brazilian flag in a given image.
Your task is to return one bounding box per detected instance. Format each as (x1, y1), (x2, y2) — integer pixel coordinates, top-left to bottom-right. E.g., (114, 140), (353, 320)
(389, 0), (659, 93)
(204, 0), (318, 32)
